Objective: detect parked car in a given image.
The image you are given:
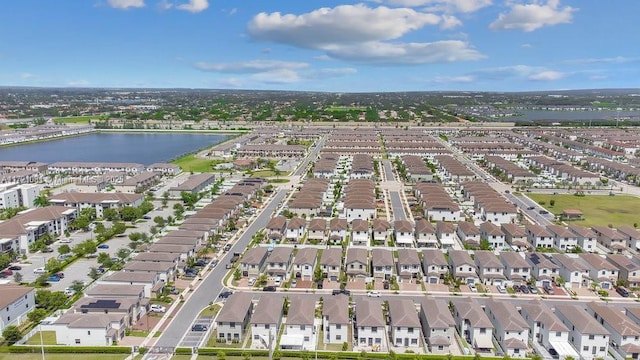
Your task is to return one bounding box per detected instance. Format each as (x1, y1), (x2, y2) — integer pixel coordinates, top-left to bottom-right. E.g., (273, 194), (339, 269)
(150, 304), (166, 313)
(367, 291), (381, 298)
(210, 259), (219, 268)
(64, 288), (76, 296)
(42, 247), (54, 253)
(248, 278), (256, 286)
(290, 280), (297, 288)
(616, 286), (630, 297)
(59, 238), (72, 243)
(263, 286), (276, 292)
(332, 289), (350, 296)
(383, 280), (390, 290)
(543, 284), (555, 295)
(47, 275), (61, 282)
(496, 285), (506, 293)
(468, 284), (478, 292)
(529, 285), (539, 294)
(274, 278), (282, 287)
(97, 244), (109, 249)
(33, 267), (47, 274)
(191, 324), (208, 332)
(219, 290), (233, 299)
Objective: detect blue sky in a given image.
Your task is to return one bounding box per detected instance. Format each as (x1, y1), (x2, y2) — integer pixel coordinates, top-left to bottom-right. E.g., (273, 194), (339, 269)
(0, 0), (638, 92)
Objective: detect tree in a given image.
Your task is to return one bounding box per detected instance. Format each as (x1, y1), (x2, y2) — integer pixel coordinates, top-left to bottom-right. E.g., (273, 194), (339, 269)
(0, 253), (12, 269)
(70, 280), (85, 293)
(82, 240), (97, 256)
(120, 206), (141, 222)
(2, 325), (21, 344)
(35, 290), (67, 310)
(45, 258), (62, 272)
(13, 272), (23, 283)
(79, 207), (97, 220)
(116, 248), (130, 260)
(173, 203), (185, 218)
(88, 267), (100, 280)
(549, 199), (555, 207)
(97, 252), (113, 268)
(233, 268), (241, 281)
(58, 244), (71, 256)
(70, 216), (91, 231)
(33, 193), (50, 207)
(34, 274), (49, 287)
(112, 221), (126, 235)
(28, 308), (48, 323)
(153, 216), (166, 227)
(103, 208), (119, 221)
(129, 232), (143, 242)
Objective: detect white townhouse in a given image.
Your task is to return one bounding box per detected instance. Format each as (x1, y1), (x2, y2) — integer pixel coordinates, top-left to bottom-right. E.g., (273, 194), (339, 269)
(282, 298), (317, 350)
(419, 298), (456, 354)
(216, 292), (254, 342)
(449, 250), (479, 285)
(394, 220), (415, 247)
(329, 218), (348, 244)
(587, 302), (640, 360)
(452, 297), (494, 352)
(251, 296), (284, 349)
(457, 221), (481, 248)
(396, 248), (421, 281)
(579, 253), (619, 290)
(372, 219), (390, 245)
(388, 299), (422, 348)
(526, 252), (560, 288)
(567, 225), (597, 253)
(552, 254), (590, 289)
(371, 248), (395, 280)
(499, 251), (531, 286)
(547, 224), (578, 252)
(46, 311), (125, 346)
(322, 295), (349, 344)
(285, 217), (306, 243)
(617, 225), (640, 251)
(519, 301), (578, 360)
(555, 304), (610, 360)
(355, 298), (387, 351)
(421, 249), (449, 284)
(0, 285), (35, 332)
(414, 219), (438, 248)
(292, 247), (317, 281)
(265, 246), (294, 280)
(526, 224), (554, 249)
(474, 250), (506, 286)
(307, 218), (327, 242)
(436, 221), (457, 249)
(351, 219), (370, 246)
(320, 247), (343, 281)
(484, 299), (529, 358)
(239, 246), (269, 279)
(479, 222), (506, 249)
(607, 254), (640, 288)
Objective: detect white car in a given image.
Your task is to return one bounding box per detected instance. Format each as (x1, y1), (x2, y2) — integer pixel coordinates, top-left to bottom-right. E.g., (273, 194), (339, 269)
(33, 267), (47, 274)
(64, 287), (76, 296)
(468, 284), (478, 293)
(274, 278), (282, 287)
(59, 238), (73, 244)
(248, 277), (256, 286)
(150, 304), (166, 313)
(367, 291), (382, 298)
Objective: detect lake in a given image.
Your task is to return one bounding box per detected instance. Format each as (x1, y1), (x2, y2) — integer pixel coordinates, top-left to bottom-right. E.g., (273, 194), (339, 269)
(505, 110), (640, 122)
(0, 132), (231, 164)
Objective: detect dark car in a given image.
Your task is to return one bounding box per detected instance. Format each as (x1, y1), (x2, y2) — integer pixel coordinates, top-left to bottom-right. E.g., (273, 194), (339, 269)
(97, 244), (109, 249)
(1, 269), (13, 276)
(316, 280), (323, 289)
(218, 290), (233, 299)
(529, 285), (539, 294)
(47, 275), (61, 282)
(527, 206), (535, 210)
(193, 259), (207, 267)
(8, 265), (22, 271)
(191, 324), (208, 332)
(616, 286), (630, 297)
(332, 289), (351, 296)
(383, 280), (390, 290)
(262, 286), (276, 292)
(539, 210), (549, 214)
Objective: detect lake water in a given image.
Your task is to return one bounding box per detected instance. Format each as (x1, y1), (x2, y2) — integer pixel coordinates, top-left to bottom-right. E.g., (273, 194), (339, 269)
(505, 110), (640, 122)
(0, 132), (231, 164)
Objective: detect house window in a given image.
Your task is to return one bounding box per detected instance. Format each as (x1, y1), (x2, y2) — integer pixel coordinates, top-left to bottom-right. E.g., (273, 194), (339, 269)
(408, 328), (414, 333)
(304, 336), (310, 341)
(599, 347), (605, 352)
(265, 324), (270, 329)
(556, 331), (561, 337)
(438, 346), (444, 350)
(583, 346), (589, 351)
(75, 339), (81, 344)
(411, 339), (417, 345)
(87, 331), (91, 335)
(336, 335), (341, 340)
(230, 322), (236, 328)
(336, 324), (341, 329)
(588, 335), (594, 340)
(375, 338), (381, 344)
(372, 327), (378, 332)
(480, 328), (486, 334)
(300, 325), (305, 331)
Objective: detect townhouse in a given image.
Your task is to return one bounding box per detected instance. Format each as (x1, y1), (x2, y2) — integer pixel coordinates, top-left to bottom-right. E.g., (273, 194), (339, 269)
(342, 179), (376, 221)
(345, 248), (369, 279)
(292, 247), (317, 281)
(372, 219), (390, 245)
(281, 298), (316, 351)
(285, 217), (306, 243)
(501, 224), (530, 251)
(216, 292), (254, 342)
(457, 221), (481, 249)
(421, 249), (449, 284)
(394, 220), (414, 247)
(265, 247), (294, 280)
(122, 261), (176, 282)
(0, 285), (36, 332)
(547, 224), (578, 252)
(320, 247), (343, 281)
(616, 225), (640, 252)
(452, 297), (494, 352)
(46, 311), (126, 346)
(519, 301), (577, 360)
(554, 304), (610, 360)
(396, 248), (421, 281)
(351, 219), (370, 246)
(606, 254), (640, 288)
(371, 248), (395, 280)
(48, 161), (144, 175)
(322, 294), (349, 344)
(474, 250), (506, 286)
(419, 298), (456, 354)
(449, 250), (479, 286)
(435, 221), (457, 249)
(266, 215), (287, 242)
(414, 219), (438, 248)
(49, 192), (143, 218)
(579, 253), (619, 290)
(251, 296), (284, 349)
(587, 302), (640, 360)
(499, 251), (531, 285)
(168, 173), (216, 197)
(388, 299), (422, 348)
(307, 218), (327, 243)
(526, 252), (560, 288)
(552, 254), (590, 289)
(479, 222), (506, 249)
(239, 247), (269, 278)
(329, 218), (348, 244)
(484, 299), (529, 358)
(99, 271), (162, 298)
(355, 298), (387, 350)
(526, 224), (554, 249)
(591, 226), (627, 253)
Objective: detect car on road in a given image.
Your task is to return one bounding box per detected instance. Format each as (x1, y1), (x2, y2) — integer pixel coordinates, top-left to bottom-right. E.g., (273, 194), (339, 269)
(33, 267), (47, 274)
(219, 290), (233, 299)
(332, 289), (350, 296)
(150, 304), (166, 313)
(97, 244), (109, 249)
(367, 291), (381, 298)
(262, 286), (276, 292)
(47, 275), (61, 282)
(42, 247), (54, 253)
(64, 288), (76, 296)
(8, 265), (21, 271)
(539, 210), (549, 214)
(59, 238), (72, 243)
(468, 284), (478, 293)
(210, 259), (219, 268)
(527, 206), (535, 210)
(191, 324), (208, 332)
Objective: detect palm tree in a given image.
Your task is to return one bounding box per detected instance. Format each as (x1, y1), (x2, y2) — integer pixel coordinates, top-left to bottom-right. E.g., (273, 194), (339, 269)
(33, 192), (50, 207)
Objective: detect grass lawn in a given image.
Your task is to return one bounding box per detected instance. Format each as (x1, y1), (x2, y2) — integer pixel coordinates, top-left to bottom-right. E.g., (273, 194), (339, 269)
(250, 170), (276, 177)
(171, 154), (219, 172)
(206, 329), (246, 348)
(1, 355), (128, 360)
(24, 331), (57, 345)
(53, 116), (104, 124)
(526, 193), (640, 227)
(268, 178), (290, 183)
(199, 303), (222, 317)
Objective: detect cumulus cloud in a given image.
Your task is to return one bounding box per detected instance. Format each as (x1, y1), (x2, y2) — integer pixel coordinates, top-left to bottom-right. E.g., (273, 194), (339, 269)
(176, 0), (208, 13)
(373, 0), (492, 13)
(248, 4), (484, 65)
(433, 75), (475, 83)
(489, 0), (576, 32)
(194, 60), (309, 73)
(563, 56), (640, 65)
(528, 70), (564, 81)
(107, 0), (145, 9)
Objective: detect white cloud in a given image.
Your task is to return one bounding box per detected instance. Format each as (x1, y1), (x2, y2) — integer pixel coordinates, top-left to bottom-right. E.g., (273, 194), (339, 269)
(433, 75), (475, 83)
(309, 68), (358, 78)
(248, 4), (484, 65)
(250, 69), (301, 84)
(489, 0), (576, 32)
(528, 70), (564, 81)
(589, 75), (608, 81)
(373, 0), (492, 13)
(107, 0), (145, 9)
(440, 15), (462, 29)
(229, 8), (237, 15)
(157, 0), (173, 11)
(20, 73), (36, 79)
(521, 43), (532, 48)
(564, 56), (640, 65)
(176, 0), (208, 13)
(194, 60), (309, 73)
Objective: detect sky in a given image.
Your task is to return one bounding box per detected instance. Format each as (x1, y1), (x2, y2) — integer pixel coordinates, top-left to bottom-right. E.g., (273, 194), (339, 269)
(0, 0), (639, 92)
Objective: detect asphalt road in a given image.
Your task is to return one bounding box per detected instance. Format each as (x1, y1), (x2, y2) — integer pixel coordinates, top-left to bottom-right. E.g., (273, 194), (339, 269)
(293, 136), (325, 177)
(153, 189), (288, 349)
(382, 160), (395, 181)
(389, 191), (406, 221)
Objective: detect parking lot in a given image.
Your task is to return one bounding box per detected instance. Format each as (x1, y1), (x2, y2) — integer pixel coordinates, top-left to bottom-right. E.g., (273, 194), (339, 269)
(179, 315), (214, 348)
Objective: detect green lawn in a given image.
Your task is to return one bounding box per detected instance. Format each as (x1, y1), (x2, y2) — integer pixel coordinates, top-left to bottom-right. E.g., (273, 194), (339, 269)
(171, 154), (220, 172)
(526, 193), (640, 227)
(0, 355), (127, 360)
(199, 304), (221, 317)
(53, 116), (104, 124)
(250, 170), (276, 177)
(24, 331), (57, 345)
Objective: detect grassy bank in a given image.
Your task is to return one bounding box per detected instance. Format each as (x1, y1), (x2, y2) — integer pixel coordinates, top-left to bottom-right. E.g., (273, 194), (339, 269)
(526, 193), (640, 227)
